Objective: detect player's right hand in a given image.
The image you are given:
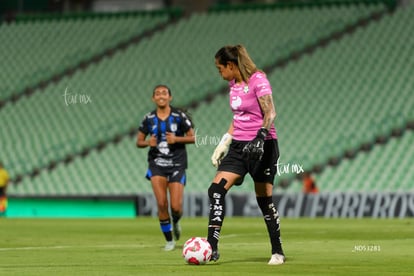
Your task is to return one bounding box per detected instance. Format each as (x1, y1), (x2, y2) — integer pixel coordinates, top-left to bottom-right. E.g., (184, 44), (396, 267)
(148, 135), (157, 147)
(211, 144), (228, 167)
(211, 133), (232, 168)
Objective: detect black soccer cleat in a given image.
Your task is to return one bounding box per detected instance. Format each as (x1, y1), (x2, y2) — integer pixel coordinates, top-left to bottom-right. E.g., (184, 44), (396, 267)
(210, 250), (220, 262)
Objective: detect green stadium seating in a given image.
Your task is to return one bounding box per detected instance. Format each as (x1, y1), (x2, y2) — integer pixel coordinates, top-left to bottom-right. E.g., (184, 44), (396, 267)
(6, 2), (414, 196)
(0, 13), (169, 101)
(285, 130), (414, 193)
(2, 3), (385, 184)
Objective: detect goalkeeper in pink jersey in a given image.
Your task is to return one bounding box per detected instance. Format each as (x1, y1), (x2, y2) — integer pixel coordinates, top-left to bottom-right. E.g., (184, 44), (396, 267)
(207, 45), (285, 265)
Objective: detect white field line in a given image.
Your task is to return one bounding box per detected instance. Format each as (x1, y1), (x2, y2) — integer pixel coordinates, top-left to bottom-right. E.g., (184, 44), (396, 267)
(0, 244), (151, 252)
(0, 233), (265, 252)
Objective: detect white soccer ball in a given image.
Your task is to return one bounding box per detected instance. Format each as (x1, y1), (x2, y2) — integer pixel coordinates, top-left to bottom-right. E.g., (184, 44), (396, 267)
(182, 237), (212, 265)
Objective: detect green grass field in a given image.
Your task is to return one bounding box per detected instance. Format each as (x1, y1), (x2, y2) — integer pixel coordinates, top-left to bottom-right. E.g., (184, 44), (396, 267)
(0, 217), (413, 275)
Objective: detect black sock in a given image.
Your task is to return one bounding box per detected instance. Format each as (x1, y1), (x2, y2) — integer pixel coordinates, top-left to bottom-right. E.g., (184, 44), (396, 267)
(160, 218), (173, 242)
(172, 211), (182, 225)
(257, 196), (284, 255)
(207, 179), (227, 251)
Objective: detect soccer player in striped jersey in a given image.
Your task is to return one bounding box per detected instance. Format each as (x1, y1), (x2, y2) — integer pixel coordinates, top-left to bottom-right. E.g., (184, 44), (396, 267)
(208, 45), (285, 265)
(137, 84), (195, 251)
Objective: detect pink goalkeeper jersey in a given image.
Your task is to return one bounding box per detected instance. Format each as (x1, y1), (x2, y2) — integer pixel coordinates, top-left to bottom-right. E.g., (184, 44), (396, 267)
(229, 71), (277, 141)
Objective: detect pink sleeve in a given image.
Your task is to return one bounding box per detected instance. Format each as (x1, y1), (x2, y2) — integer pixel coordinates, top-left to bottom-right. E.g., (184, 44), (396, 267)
(253, 73), (272, 98)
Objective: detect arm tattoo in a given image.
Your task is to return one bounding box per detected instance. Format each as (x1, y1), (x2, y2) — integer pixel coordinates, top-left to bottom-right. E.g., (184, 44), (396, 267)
(258, 94), (276, 130)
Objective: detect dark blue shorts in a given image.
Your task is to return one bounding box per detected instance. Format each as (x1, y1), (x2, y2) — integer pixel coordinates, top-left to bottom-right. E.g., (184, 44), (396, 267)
(146, 164), (187, 185)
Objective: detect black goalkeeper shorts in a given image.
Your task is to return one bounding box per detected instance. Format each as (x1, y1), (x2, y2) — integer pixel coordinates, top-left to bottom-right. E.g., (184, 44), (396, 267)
(217, 139), (280, 184)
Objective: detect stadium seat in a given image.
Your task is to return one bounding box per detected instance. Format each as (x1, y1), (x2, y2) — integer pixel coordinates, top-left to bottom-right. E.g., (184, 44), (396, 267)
(7, 2), (414, 196)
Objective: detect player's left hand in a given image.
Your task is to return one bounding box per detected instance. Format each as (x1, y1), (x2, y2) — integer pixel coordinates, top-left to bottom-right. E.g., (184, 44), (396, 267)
(242, 128), (268, 161)
(166, 132), (176, 144)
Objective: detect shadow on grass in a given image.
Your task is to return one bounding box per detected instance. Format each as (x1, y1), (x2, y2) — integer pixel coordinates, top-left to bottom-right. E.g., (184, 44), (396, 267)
(209, 256), (291, 265)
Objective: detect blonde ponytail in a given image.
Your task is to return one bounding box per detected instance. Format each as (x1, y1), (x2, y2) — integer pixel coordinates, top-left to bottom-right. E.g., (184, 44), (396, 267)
(235, 45), (258, 83)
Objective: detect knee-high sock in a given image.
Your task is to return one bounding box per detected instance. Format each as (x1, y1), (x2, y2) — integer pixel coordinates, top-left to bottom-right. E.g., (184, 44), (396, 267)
(160, 218), (173, 242)
(257, 196), (284, 255)
(171, 211), (182, 225)
(207, 179), (227, 251)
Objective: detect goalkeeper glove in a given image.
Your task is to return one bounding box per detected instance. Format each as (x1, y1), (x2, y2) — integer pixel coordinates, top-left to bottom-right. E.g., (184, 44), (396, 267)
(242, 128), (268, 161)
(211, 133), (232, 168)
